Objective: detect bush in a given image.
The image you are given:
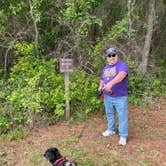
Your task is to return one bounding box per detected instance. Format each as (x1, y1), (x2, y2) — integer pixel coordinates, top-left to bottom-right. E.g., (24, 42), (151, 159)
(0, 55), (103, 132)
(128, 59), (166, 106)
(70, 70), (102, 118)
(0, 55), (65, 129)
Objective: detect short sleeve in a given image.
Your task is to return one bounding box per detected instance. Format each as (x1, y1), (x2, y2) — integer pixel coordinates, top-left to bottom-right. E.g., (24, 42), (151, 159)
(118, 62), (129, 74)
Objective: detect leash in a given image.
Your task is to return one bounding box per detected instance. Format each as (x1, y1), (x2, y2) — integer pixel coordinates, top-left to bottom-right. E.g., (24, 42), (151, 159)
(70, 122), (87, 157)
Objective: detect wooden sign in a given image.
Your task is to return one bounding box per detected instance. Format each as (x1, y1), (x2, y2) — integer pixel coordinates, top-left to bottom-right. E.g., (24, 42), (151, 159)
(59, 58), (74, 120)
(60, 58), (73, 73)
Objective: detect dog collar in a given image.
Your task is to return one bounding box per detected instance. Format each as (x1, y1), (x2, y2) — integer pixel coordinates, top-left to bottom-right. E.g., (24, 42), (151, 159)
(54, 157), (65, 166)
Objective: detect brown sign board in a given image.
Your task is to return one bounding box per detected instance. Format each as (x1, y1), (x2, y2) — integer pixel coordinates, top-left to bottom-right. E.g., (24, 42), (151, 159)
(60, 58), (74, 73)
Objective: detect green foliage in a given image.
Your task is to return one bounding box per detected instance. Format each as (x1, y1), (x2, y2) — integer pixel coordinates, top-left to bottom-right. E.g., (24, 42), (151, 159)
(15, 41), (34, 56)
(70, 70), (101, 117)
(64, 0), (102, 35)
(29, 0), (42, 22)
(95, 17), (135, 47)
(78, 16), (102, 35)
(128, 59), (166, 105)
(7, 127), (28, 140)
(9, 1), (26, 15)
(90, 17), (136, 75)
(65, 0), (95, 21)
(0, 100), (16, 134)
(78, 159), (95, 166)
(0, 54), (65, 129)
(0, 116), (10, 133)
(0, 54), (103, 132)
(109, 18), (135, 39)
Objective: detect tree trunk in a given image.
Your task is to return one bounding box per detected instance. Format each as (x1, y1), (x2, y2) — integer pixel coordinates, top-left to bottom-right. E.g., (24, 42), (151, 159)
(28, 0), (39, 57)
(127, 0), (135, 57)
(128, 0), (135, 31)
(138, 0), (155, 75)
(127, 0), (132, 31)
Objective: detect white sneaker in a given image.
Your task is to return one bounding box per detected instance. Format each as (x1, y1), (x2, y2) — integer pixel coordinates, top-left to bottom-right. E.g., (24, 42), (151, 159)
(119, 137), (127, 146)
(102, 130), (115, 137)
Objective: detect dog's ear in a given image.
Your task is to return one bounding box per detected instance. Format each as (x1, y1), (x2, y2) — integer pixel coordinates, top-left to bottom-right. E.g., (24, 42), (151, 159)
(51, 147), (59, 153)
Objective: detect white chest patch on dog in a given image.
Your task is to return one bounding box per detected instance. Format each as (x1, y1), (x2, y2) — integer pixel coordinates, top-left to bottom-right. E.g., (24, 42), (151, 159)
(65, 162), (71, 166)
(65, 161), (76, 166)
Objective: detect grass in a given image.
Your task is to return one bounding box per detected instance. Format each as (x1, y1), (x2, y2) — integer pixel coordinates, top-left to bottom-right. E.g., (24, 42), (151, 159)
(155, 130), (166, 139)
(0, 103), (166, 166)
(0, 134), (164, 166)
(137, 146), (145, 154)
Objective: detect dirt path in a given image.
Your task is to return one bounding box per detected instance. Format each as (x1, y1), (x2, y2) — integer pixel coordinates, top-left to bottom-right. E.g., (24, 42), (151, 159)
(0, 99), (166, 166)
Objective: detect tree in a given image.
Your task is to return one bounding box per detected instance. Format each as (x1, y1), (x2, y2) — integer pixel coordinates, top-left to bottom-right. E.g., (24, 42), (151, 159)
(138, 0), (156, 75)
(127, 0), (135, 32)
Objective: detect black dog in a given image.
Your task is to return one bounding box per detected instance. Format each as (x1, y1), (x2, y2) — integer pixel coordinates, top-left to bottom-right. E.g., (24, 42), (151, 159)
(44, 147), (77, 166)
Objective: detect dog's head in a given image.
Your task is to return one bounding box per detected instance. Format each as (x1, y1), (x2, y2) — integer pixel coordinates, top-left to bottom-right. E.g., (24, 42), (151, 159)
(44, 147), (62, 164)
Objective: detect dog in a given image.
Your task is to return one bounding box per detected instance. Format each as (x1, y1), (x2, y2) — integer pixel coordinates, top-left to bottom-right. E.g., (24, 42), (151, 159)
(44, 147), (77, 166)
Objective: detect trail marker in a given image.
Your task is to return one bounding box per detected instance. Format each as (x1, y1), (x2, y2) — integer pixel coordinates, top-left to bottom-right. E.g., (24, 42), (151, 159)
(60, 58), (73, 120)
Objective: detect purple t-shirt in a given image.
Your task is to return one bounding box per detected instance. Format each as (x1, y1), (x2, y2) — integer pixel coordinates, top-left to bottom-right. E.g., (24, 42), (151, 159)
(101, 61), (128, 97)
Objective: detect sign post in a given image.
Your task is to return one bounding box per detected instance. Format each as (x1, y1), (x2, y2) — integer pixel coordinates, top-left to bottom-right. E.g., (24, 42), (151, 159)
(60, 58), (73, 120)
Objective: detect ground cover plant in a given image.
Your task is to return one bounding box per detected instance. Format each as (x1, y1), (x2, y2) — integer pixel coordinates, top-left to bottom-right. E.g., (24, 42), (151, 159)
(0, 98), (165, 166)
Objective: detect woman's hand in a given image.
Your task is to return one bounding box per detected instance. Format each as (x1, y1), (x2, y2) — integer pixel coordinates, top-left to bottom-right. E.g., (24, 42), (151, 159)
(105, 82), (113, 92)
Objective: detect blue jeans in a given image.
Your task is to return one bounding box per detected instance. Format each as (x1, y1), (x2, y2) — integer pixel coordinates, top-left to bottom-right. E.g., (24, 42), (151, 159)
(104, 95), (128, 138)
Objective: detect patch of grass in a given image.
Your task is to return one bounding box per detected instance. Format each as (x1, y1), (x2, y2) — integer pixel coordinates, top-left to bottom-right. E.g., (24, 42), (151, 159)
(138, 159), (149, 166)
(103, 156), (127, 166)
(0, 136), (6, 145)
(90, 138), (98, 147)
(78, 159), (95, 166)
(96, 152), (105, 157)
(0, 155), (7, 166)
(155, 130), (166, 139)
(18, 145), (46, 166)
(0, 127), (28, 145)
(69, 148), (96, 166)
(7, 128), (28, 140)
(27, 152), (45, 166)
(129, 119), (147, 129)
(49, 139), (60, 147)
(127, 156), (137, 163)
(69, 131), (77, 137)
(111, 145), (128, 155)
(138, 129), (151, 136)
(137, 146), (145, 154)
(72, 148), (90, 159)
(61, 139), (77, 146)
(151, 149), (160, 157)
(0, 150), (17, 166)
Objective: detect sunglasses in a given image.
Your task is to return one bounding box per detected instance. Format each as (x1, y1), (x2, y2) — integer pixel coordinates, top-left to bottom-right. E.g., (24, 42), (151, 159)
(107, 54), (116, 58)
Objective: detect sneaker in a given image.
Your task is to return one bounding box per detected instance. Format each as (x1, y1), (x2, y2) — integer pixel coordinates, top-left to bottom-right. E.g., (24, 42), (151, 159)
(119, 137), (127, 146)
(102, 130), (115, 137)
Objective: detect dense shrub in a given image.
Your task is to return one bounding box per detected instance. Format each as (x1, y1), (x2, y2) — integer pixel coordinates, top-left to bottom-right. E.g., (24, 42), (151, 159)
(128, 59), (166, 105)
(0, 55), (103, 133)
(0, 56), (65, 131)
(70, 71), (101, 118)
(0, 55), (165, 134)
